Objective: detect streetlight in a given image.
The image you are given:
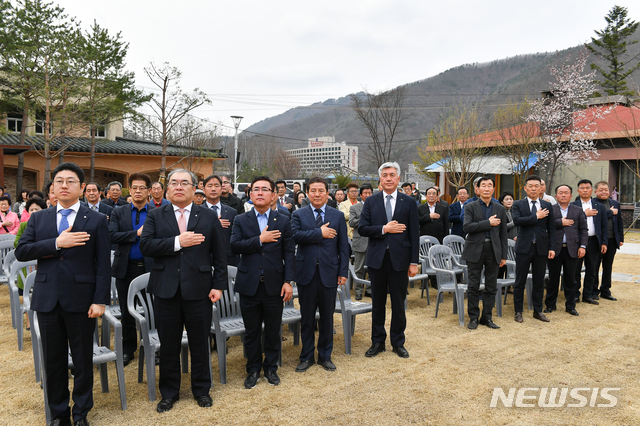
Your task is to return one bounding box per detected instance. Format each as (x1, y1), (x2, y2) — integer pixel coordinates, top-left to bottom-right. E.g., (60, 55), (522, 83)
(231, 115), (243, 190)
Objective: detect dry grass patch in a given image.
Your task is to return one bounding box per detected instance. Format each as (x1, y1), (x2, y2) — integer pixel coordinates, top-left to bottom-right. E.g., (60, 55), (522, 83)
(1, 254), (639, 425)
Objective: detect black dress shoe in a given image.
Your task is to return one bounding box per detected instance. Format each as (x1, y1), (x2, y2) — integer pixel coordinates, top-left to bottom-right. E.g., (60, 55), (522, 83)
(355, 293), (362, 301)
(479, 318), (500, 329)
(244, 371), (260, 388)
(157, 396), (179, 413)
(543, 305), (556, 313)
(583, 298), (599, 305)
(122, 353), (134, 367)
(365, 342), (386, 357)
(318, 359), (336, 371)
(392, 345), (409, 358)
(566, 308), (579, 316)
(264, 370), (280, 385)
(196, 394), (212, 407)
(593, 295), (600, 300)
(73, 418), (89, 426)
(467, 319), (478, 330)
(601, 295), (617, 301)
(533, 312), (550, 322)
(50, 418), (71, 426)
(514, 312), (523, 323)
(295, 359), (315, 372)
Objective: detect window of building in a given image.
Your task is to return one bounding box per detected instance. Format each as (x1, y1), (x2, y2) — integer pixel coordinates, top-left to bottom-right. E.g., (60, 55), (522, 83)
(95, 124), (106, 138)
(7, 113), (22, 133)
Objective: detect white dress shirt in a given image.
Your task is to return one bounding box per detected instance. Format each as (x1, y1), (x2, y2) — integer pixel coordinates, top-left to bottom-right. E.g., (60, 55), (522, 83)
(173, 203), (192, 251)
(581, 199), (596, 236)
(56, 201), (80, 231)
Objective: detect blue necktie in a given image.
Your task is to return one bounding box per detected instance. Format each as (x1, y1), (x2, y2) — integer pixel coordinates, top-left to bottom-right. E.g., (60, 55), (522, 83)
(315, 208), (323, 228)
(59, 209), (72, 235)
(385, 195), (393, 222)
(211, 205), (218, 215)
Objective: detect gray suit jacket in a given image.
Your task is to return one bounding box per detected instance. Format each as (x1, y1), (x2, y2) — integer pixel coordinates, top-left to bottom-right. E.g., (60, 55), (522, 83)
(461, 199), (508, 265)
(349, 202), (368, 252)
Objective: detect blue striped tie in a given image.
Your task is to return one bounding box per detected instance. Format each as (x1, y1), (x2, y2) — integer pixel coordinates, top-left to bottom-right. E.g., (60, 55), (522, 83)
(59, 209), (72, 235)
(315, 208), (323, 228)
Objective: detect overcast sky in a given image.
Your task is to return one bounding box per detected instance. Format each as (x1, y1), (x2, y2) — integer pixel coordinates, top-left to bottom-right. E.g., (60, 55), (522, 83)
(53, 0), (640, 135)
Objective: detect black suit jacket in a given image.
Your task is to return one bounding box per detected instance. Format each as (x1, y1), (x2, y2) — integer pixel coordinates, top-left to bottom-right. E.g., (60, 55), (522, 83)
(449, 201), (464, 237)
(230, 209), (295, 297)
(15, 204), (111, 312)
(359, 191), (420, 272)
(551, 204), (588, 257)
(571, 198), (608, 246)
(512, 198), (556, 256)
(83, 201), (114, 218)
(103, 197), (128, 208)
(206, 202), (239, 266)
(109, 203), (155, 279)
(139, 202), (227, 300)
(461, 200), (508, 264)
(417, 202), (449, 243)
(602, 198), (624, 247)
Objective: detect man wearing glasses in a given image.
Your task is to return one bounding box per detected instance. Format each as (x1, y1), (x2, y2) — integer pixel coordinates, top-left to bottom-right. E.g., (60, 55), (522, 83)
(103, 181), (128, 208)
(219, 174), (244, 214)
(140, 169), (228, 413)
(16, 162), (111, 426)
(109, 173), (154, 366)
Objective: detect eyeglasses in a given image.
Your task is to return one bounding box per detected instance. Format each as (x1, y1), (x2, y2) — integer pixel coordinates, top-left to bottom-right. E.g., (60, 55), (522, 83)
(251, 187), (273, 193)
(54, 179), (79, 186)
(130, 186), (148, 192)
(168, 181), (194, 188)
(221, 181), (231, 185)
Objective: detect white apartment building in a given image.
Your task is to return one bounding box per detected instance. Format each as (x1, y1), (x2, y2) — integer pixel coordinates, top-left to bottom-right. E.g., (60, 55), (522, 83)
(287, 136), (358, 175)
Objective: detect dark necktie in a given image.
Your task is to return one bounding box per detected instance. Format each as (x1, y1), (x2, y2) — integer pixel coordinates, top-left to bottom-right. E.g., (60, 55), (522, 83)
(531, 200), (537, 243)
(211, 205), (218, 215)
(59, 209), (72, 235)
(385, 195), (393, 222)
(315, 208), (323, 228)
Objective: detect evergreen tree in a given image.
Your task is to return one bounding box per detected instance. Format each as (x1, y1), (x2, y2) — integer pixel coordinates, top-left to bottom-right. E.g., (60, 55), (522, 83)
(586, 5), (640, 97)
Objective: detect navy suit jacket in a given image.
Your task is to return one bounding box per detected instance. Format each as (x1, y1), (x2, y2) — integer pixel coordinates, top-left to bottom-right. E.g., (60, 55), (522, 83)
(291, 204), (349, 287)
(139, 202), (228, 300)
(571, 198), (608, 246)
(15, 204), (111, 312)
(109, 203), (155, 280)
(148, 198), (170, 209)
(512, 198), (556, 256)
(358, 190), (420, 272)
(103, 197), (128, 208)
(82, 201), (113, 217)
(449, 200), (465, 237)
(230, 209), (295, 297)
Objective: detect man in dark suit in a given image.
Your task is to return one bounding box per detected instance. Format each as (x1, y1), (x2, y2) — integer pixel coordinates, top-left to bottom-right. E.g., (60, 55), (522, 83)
(512, 175), (555, 323)
(275, 180), (294, 213)
(140, 169), (227, 413)
(271, 195), (291, 218)
(545, 184), (587, 316)
(462, 177), (507, 329)
(572, 179), (608, 305)
(102, 181), (128, 208)
(16, 162), (111, 426)
(109, 173), (154, 366)
(83, 182), (113, 218)
(595, 181), (623, 301)
(359, 162), (420, 359)
(418, 186), (449, 243)
(291, 177), (349, 372)
(349, 184), (373, 300)
(203, 174), (239, 267)
(230, 176), (295, 389)
(220, 174), (245, 214)
(449, 187), (468, 238)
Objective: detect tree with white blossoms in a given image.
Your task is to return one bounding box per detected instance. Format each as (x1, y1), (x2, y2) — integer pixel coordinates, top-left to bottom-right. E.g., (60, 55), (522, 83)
(527, 48), (611, 189)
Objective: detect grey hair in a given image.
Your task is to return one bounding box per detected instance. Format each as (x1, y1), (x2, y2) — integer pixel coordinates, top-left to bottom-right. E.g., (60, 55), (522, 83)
(107, 181), (122, 190)
(378, 162), (401, 177)
(167, 169), (197, 185)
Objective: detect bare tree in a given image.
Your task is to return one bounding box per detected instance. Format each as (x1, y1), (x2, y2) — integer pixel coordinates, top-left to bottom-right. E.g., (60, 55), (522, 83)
(141, 62), (210, 182)
(350, 86), (411, 168)
(272, 146), (301, 179)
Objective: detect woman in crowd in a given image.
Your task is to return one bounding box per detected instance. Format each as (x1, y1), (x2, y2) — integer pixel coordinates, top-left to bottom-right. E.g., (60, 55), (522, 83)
(12, 189), (29, 217)
(0, 196), (19, 235)
(499, 191), (517, 240)
(294, 190), (307, 210)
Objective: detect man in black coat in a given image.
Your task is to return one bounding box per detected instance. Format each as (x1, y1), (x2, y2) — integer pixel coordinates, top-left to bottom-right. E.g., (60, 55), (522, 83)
(83, 182), (114, 218)
(109, 173), (154, 366)
(102, 181), (128, 207)
(203, 174), (239, 267)
(219, 174), (245, 214)
(449, 187), (469, 238)
(230, 176), (295, 389)
(572, 179), (608, 304)
(417, 186), (449, 243)
(545, 184), (588, 316)
(462, 177), (507, 329)
(594, 181), (623, 301)
(140, 169), (227, 413)
(512, 175), (555, 323)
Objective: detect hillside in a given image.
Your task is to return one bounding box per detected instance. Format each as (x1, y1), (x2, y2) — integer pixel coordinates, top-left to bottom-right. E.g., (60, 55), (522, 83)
(244, 35), (640, 174)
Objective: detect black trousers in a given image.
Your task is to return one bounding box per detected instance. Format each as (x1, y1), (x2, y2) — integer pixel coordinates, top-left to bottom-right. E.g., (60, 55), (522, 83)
(546, 245), (579, 311)
(369, 251), (408, 347)
(115, 261), (146, 356)
(575, 236), (600, 300)
(38, 303), (96, 423)
(298, 266), (337, 362)
(514, 244), (547, 313)
(596, 237), (618, 297)
(154, 288), (212, 399)
(239, 281), (283, 373)
(467, 241), (498, 321)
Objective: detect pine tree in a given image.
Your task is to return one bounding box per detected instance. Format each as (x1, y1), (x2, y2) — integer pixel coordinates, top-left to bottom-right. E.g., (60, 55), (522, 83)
(586, 5), (640, 97)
